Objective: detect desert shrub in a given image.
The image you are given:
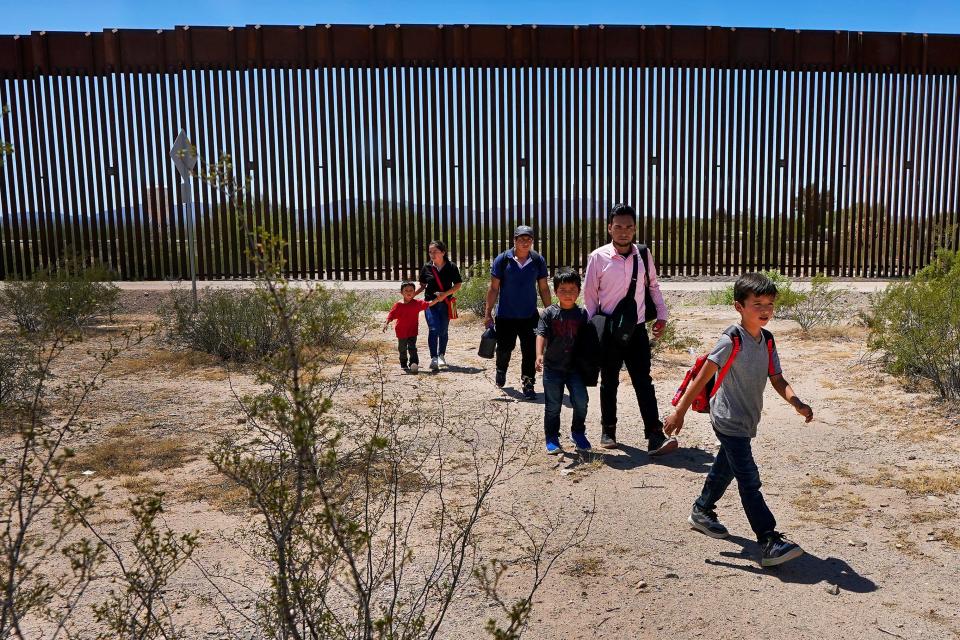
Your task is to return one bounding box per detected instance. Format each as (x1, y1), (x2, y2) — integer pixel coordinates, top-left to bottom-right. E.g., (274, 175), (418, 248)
(650, 321), (700, 356)
(458, 260), (492, 317)
(866, 249), (960, 400)
(0, 335), (35, 416)
(0, 258), (119, 334)
(706, 270), (805, 311)
(779, 274), (845, 333)
(161, 284), (370, 362)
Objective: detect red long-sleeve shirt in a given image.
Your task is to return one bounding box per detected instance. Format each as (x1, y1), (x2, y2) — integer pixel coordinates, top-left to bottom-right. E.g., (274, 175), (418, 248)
(387, 299), (430, 339)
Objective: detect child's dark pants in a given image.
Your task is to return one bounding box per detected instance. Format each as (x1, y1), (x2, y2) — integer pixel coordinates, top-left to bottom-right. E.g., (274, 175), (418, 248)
(542, 368), (588, 439)
(397, 337), (419, 367)
(695, 429), (777, 541)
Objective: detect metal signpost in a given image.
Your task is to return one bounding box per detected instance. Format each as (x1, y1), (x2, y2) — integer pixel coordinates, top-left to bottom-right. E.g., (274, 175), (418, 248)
(169, 130), (198, 307)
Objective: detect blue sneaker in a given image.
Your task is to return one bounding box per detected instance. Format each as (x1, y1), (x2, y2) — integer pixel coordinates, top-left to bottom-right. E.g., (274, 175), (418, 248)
(545, 438), (562, 455)
(571, 432), (592, 451)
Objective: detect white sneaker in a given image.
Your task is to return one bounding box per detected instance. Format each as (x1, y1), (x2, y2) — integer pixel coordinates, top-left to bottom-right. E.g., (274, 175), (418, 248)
(430, 357), (440, 371)
(409, 363), (419, 374)
(438, 354), (447, 368)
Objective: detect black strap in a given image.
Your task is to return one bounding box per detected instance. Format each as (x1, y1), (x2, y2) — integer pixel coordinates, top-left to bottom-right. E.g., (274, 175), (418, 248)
(624, 249), (639, 302)
(637, 243), (651, 291)
(498, 249), (541, 284)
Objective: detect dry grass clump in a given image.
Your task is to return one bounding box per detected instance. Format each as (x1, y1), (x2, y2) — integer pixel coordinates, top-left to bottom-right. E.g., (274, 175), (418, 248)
(111, 347), (229, 381)
(866, 467), (960, 496)
(933, 528), (960, 549)
(179, 474), (251, 514)
(562, 555), (606, 578)
(908, 510), (953, 524)
(792, 476), (867, 525)
(70, 423), (193, 478)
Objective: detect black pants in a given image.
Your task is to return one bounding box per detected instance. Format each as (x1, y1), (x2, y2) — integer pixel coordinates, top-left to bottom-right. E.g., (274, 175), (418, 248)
(494, 314), (539, 382)
(397, 337), (419, 367)
(599, 325), (663, 438)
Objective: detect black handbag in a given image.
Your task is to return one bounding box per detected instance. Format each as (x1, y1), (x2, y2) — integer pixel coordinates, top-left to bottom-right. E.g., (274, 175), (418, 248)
(478, 326), (497, 359)
(605, 252), (639, 346)
(637, 243), (658, 324)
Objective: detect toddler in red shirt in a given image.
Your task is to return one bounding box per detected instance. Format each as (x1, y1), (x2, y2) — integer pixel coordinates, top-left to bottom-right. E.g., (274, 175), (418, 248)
(383, 281), (435, 374)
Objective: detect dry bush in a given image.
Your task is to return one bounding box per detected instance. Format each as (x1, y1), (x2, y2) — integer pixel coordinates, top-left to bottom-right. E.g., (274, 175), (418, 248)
(178, 474), (251, 514)
(865, 466), (960, 496)
(110, 346), (230, 381)
(70, 426), (193, 478)
(779, 274), (844, 333)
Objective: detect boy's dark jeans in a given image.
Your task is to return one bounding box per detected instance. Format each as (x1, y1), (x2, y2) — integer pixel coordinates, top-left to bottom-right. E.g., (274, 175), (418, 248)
(599, 324), (662, 438)
(695, 429), (777, 541)
(495, 314), (539, 381)
(397, 337), (419, 367)
(542, 368), (588, 439)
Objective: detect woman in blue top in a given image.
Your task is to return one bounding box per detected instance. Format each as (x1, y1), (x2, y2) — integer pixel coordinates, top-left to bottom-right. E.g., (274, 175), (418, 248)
(415, 240), (462, 372)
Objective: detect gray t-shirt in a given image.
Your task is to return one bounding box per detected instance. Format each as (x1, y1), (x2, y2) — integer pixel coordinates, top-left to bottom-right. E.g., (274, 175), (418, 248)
(707, 324), (783, 438)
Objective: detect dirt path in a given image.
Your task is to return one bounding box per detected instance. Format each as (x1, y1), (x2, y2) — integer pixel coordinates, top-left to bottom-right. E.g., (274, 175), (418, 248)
(10, 290), (958, 639)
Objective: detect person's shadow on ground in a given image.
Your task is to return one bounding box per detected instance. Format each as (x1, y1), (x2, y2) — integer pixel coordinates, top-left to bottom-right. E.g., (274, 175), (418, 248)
(440, 364), (484, 374)
(595, 442), (715, 473)
(491, 386), (533, 402)
(705, 535), (877, 593)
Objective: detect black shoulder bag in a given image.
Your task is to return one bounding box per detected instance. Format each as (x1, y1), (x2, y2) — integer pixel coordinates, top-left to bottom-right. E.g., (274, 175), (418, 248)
(606, 251), (639, 346)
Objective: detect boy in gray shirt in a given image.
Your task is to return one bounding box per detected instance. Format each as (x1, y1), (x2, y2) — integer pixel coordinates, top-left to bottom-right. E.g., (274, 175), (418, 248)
(664, 272), (814, 567)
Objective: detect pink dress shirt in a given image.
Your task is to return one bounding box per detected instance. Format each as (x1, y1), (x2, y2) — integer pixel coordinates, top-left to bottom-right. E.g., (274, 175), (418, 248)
(582, 243), (669, 322)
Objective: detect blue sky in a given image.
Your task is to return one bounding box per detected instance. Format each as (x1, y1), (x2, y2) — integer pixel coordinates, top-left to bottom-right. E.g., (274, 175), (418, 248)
(2, 0), (960, 35)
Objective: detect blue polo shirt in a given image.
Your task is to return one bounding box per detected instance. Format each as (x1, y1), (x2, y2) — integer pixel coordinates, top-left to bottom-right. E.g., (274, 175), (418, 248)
(490, 249), (548, 319)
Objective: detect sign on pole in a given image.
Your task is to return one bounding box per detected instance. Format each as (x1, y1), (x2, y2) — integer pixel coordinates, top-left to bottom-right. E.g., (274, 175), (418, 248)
(169, 131), (199, 306)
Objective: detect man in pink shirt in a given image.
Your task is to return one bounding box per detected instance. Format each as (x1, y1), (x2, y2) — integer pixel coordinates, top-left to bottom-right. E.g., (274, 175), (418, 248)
(583, 203), (678, 455)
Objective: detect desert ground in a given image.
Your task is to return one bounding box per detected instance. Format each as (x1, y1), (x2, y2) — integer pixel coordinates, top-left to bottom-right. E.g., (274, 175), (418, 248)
(11, 283), (960, 640)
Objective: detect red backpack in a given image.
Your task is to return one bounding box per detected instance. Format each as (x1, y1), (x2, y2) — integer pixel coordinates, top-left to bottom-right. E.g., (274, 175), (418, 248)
(671, 326), (776, 413)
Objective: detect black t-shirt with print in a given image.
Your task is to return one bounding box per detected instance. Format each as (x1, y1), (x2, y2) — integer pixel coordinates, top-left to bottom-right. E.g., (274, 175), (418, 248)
(535, 304), (588, 372)
(419, 261), (463, 301)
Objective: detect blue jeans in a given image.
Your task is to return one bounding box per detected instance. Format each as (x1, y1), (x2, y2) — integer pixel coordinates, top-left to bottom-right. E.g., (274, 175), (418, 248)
(695, 429), (777, 541)
(542, 368), (588, 440)
(425, 302), (450, 358)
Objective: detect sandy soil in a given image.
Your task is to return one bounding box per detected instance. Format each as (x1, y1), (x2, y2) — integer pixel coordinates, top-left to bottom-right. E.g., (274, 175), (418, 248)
(8, 287), (960, 640)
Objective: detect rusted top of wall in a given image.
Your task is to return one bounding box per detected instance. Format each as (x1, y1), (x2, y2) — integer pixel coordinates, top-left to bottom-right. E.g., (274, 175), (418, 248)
(1, 24), (959, 77)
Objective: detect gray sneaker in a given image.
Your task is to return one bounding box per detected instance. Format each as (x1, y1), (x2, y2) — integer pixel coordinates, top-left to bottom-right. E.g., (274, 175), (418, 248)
(409, 362), (419, 374)
(760, 532), (804, 568)
(429, 357), (440, 372)
(688, 505), (729, 539)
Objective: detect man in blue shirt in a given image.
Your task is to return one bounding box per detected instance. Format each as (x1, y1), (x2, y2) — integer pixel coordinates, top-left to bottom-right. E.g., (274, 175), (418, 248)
(484, 225), (552, 399)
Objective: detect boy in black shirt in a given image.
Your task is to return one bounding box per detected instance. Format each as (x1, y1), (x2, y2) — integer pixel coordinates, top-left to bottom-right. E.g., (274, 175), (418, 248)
(535, 268), (591, 454)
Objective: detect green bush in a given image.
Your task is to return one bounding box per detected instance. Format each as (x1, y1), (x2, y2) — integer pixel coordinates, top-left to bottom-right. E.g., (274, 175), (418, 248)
(649, 321), (700, 357)
(706, 270), (805, 310)
(161, 285), (370, 362)
(866, 249), (960, 400)
(457, 260), (491, 317)
(0, 258), (119, 334)
(0, 335), (35, 416)
(779, 274), (844, 333)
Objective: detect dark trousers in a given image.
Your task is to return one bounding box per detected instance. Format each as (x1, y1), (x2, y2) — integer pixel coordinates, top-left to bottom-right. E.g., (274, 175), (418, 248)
(494, 314), (539, 382)
(695, 429), (777, 541)
(397, 337), (419, 367)
(599, 325), (662, 437)
(543, 368), (588, 439)
(425, 302), (450, 358)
